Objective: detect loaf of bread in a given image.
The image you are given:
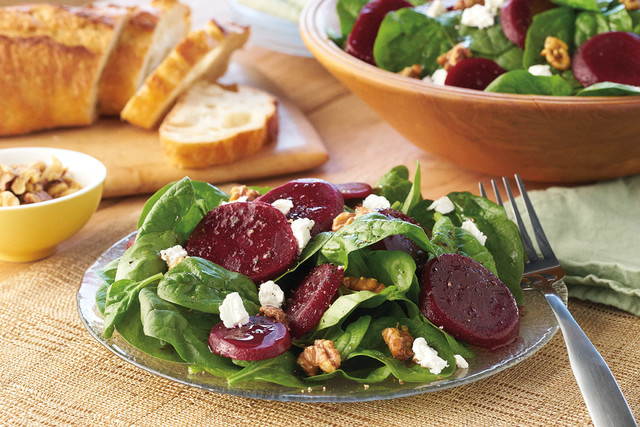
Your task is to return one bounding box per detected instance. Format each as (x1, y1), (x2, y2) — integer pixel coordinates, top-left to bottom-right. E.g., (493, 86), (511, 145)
(0, 3), (127, 136)
(96, 0), (191, 115)
(121, 20), (250, 130)
(159, 82), (278, 168)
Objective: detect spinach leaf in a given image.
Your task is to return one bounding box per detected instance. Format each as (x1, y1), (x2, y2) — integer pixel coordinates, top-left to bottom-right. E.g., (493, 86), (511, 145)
(374, 8), (454, 75)
(336, 0), (369, 39)
(375, 165), (413, 206)
(138, 288), (239, 378)
(523, 7), (575, 68)
(604, 4), (633, 31)
(226, 352), (307, 387)
(115, 230), (179, 281)
(459, 20), (515, 57)
(492, 46), (525, 71)
(276, 231), (333, 281)
(485, 70), (574, 95)
(430, 214), (457, 255)
(551, 0), (601, 11)
(574, 11), (609, 48)
(455, 227), (498, 276)
(103, 273), (164, 338)
(576, 82), (640, 96)
(401, 162), (422, 215)
(333, 315), (372, 358)
(157, 257), (259, 315)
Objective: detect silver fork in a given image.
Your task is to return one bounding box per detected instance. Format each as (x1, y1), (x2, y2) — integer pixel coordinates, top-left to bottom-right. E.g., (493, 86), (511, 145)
(480, 175), (637, 427)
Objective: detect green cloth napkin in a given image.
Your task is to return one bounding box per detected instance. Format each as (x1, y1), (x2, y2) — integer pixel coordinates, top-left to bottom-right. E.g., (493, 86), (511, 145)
(515, 175), (640, 316)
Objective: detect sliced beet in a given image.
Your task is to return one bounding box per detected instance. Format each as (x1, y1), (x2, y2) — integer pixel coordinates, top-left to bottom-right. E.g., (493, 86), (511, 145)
(255, 178), (344, 236)
(419, 253), (520, 350)
(284, 263), (345, 338)
(572, 32), (640, 87)
(185, 201), (298, 284)
(501, 0), (555, 49)
(377, 208), (429, 268)
(345, 0), (413, 65)
(208, 316), (291, 361)
(445, 58), (506, 91)
(335, 182), (373, 200)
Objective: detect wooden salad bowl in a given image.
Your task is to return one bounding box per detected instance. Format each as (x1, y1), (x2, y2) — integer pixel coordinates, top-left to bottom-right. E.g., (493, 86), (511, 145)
(299, 0), (640, 183)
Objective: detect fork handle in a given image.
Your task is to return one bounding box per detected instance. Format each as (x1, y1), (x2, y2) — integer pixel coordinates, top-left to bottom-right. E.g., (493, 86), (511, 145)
(546, 294), (638, 427)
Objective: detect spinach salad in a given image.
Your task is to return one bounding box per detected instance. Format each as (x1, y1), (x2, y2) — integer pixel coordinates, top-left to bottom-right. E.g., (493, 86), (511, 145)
(96, 165), (525, 388)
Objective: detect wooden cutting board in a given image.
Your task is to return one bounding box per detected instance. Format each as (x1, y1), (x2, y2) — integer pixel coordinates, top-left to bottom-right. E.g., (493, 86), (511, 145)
(0, 63), (329, 197)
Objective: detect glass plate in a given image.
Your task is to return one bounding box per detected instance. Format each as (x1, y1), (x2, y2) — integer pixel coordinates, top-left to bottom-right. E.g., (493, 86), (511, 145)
(77, 232), (567, 402)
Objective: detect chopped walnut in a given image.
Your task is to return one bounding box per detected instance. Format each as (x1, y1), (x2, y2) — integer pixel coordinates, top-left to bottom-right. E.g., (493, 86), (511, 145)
(228, 185), (260, 202)
(0, 191), (20, 207)
(11, 168), (39, 195)
(22, 191), (53, 204)
(259, 305), (290, 328)
(398, 64), (423, 78)
(382, 325), (415, 361)
(621, 0), (640, 10)
(342, 276), (386, 293)
(297, 339), (341, 376)
(453, 0), (483, 10)
(437, 44), (473, 71)
(331, 206), (374, 232)
(540, 36), (571, 71)
(0, 165), (16, 191)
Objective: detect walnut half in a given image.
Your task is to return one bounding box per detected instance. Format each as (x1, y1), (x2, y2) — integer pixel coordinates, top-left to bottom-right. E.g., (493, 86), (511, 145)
(382, 325), (415, 361)
(342, 276), (386, 293)
(297, 339), (341, 376)
(540, 36), (571, 71)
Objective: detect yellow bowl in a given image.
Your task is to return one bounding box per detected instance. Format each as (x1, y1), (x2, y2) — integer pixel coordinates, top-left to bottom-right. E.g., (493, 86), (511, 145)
(0, 147), (106, 262)
(299, 0), (640, 183)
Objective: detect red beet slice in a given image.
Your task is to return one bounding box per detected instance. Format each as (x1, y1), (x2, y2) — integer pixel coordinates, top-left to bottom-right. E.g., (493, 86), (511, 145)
(445, 58), (506, 91)
(572, 32), (640, 87)
(185, 201), (298, 284)
(345, 0), (413, 65)
(255, 178), (344, 236)
(501, 0), (555, 49)
(336, 182), (373, 200)
(284, 263), (345, 338)
(208, 316), (291, 361)
(419, 253), (520, 350)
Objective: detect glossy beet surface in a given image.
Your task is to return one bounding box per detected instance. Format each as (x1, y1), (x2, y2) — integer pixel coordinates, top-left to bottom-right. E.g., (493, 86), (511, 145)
(572, 32), (640, 87)
(500, 0), (555, 48)
(445, 58), (506, 90)
(419, 254), (520, 350)
(285, 263), (345, 338)
(345, 0), (413, 65)
(256, 178), (344, 236)
(208, 316), (291, 361)
(185, 201), (298, 284)
(335, 182), (373, 200)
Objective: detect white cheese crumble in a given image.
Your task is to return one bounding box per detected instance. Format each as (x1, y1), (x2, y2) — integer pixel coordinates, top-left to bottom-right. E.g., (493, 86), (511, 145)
(484, 0), (506, 15)
(454, 354), (469, 369)
(428, 196), (455, 214)
(271, 198), (294, 216)
(219, 292), (250, 328)
(461, 219), (488, 245)
(412, 337), (449, 374)
(159, 245), (188, 269)
(431, 68), (448, 85)
(222, 195), (248, 205)
(362, 194), (391, 210)
(528, 64), (553, 76)
(291, 218), (315, 253)
(258, 280), (285, 308)
(426, 0), (447, 18)
(461, 4), (494, 29)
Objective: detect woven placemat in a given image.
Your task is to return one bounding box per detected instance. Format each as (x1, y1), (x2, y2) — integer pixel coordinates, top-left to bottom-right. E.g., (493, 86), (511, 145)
(1, 200), (638, 426)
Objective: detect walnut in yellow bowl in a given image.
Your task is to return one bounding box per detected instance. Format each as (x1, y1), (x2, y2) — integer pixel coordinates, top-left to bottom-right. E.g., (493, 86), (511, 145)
(0, 147), (106, 262)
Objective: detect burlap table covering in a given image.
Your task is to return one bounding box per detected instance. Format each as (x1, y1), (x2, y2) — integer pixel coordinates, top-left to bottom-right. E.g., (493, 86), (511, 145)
(1, 199), (638, 426)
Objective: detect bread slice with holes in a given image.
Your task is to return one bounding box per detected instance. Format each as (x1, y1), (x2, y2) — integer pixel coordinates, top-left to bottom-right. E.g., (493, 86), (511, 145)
(159, 82), (278, 168)
(121, 20), (250, 129)
(0, 3), (127, 136)
(96, 0), (191, 115)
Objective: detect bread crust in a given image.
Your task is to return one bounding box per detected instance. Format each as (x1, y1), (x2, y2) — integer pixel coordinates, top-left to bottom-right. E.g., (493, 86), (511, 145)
(120, 20), (249, 130)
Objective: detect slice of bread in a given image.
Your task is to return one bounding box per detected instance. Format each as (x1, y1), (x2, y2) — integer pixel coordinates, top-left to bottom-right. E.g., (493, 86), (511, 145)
(159, 82), (278, 168)
(121, 20), (250, 130)
(96, 0), (191, 115)
(0, 4), (127, 136)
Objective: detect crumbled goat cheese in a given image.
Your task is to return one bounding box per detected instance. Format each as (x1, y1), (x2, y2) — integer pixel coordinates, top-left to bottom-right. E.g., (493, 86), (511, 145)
(259, 280), (285, 308)
(528, 64), (553, 76)
(461, 4), (494, 29)
(362, 194), (391, 210)
(430, 68), (448, 86)
(426, 0), (447, 18)
(484, 0), (506, 15)
(291, 218), (315, 253)
(454, 354), (469, 369)
(412, 337), (449, 374)
(222, 195), (248, 205)
(272, 199), (294, 216)
(461, 219), (488, 245)
(428, 196), (455, 214)
(159, 245), (188, 269)
(219, 292), (250, 328)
